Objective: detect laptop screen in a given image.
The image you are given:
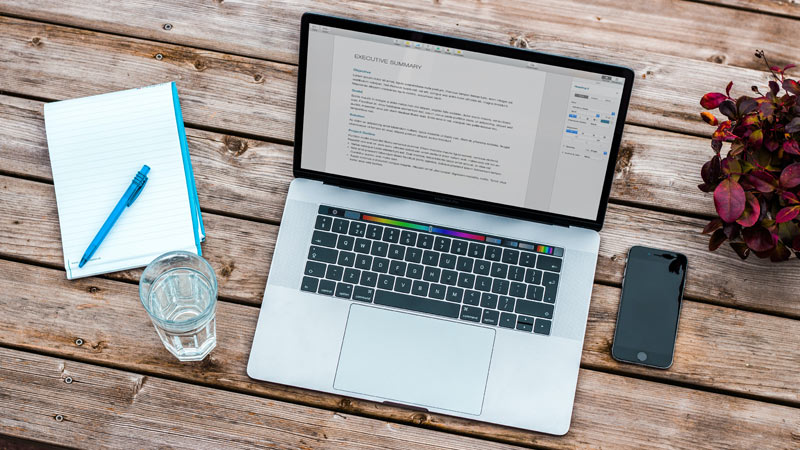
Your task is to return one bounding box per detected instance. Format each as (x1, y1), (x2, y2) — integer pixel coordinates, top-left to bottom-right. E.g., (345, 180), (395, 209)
(299, 22), (628, 223)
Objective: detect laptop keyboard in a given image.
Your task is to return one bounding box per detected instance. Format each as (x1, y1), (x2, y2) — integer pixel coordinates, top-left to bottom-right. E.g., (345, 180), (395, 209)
(300, 205), (564, 336)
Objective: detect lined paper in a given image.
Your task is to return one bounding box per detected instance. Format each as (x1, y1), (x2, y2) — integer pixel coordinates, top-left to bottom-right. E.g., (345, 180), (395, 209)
(44, 83), (198, 279)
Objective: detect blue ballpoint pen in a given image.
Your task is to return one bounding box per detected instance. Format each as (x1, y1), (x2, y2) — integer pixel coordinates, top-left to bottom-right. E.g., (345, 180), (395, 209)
(79, 165), (150, 268)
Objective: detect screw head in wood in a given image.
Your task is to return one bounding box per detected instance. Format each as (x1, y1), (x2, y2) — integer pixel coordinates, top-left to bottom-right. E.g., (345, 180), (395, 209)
(163, 23), (173, 31)
(155, 53), (163, 60)
(55, 414), (64, 422)
(75, 338), (84, 346)
(64, 376), (73, 384)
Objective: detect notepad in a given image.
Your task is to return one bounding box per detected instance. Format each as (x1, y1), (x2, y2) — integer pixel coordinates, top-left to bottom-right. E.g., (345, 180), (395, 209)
(44, 82), (205, 279)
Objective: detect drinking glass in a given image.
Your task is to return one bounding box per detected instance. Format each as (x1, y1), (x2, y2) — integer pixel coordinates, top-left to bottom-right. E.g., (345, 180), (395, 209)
(139, 251), (218, 361)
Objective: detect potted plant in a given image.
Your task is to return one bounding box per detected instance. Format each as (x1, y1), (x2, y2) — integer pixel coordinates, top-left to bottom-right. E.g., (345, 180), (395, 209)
(698, 51), (800, 261)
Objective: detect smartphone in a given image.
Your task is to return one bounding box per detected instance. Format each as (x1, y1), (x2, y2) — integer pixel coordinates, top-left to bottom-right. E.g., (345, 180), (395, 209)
(611, 246), (688, 369)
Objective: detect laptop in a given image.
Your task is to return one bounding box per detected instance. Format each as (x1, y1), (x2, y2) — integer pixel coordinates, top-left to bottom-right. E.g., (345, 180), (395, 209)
(248, 13), (634, 435)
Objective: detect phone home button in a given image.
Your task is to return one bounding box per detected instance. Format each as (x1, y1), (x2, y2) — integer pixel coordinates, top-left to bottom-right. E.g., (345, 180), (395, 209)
(637, 351), (647, 362)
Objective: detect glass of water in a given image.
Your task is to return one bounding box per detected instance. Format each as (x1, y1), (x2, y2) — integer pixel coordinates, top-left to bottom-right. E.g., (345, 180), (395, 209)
(139, 251), (218, 362)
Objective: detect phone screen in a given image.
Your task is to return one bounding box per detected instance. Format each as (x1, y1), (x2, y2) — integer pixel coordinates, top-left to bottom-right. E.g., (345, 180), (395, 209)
(612, 246), (687, 368)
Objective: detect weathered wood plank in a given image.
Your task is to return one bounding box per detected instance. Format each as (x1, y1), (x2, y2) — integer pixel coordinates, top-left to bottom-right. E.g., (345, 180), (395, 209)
(0, 15), (776, 141)
(1, 0), (797, 72)
(0, 347), (519, 450)
(0, 260), (798, 448)
(3, 161), (799, 318)
(697, 0), (800, 20)
(0, 94), (716, 222)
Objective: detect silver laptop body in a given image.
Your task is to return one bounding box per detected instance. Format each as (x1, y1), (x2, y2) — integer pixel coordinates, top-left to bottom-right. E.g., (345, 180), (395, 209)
(248, 13), (633, 435)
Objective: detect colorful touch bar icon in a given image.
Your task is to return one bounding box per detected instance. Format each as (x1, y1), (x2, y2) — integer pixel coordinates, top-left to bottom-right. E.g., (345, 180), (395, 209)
(362, 215), (429, 231)
(431, 227), (486, 241)
(535, 245), (554, 255)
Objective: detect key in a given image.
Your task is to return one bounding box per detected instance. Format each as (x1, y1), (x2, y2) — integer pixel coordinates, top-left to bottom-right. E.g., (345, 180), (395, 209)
(537, 255), (562, 272)
(525, 268), (543, 285)
(343, 268), (360, 284)
(491, 278), (509, 295)
(520, 252), (536, 268)
(534, 318), (552, 335)
(311, 230), (337, 247)
(332, 218), (349, 234)
(335, 283), (353, 299)
(366, 224), (383, 240)
(404, 247), (423, 263)
(354, 238), (371, 254)
(526, 285), (544, 301)
(315, 215), (332, 231)
(480, 293), (498, 309)
(355, 254), (372, 270)
(382, 227), (400, 243)
(400, 230), (417, 246)
(457, 272), (475, 288)
(510, 281), (526, 297)
(394, 277), (412, 293)
(308, 246), (337, 263)
(475, 276), (492, 292)
(515, 299), (554, 319)
(318, 279), (336, 296)
(388, 244), (405, 260)
(484, 245), (501, 261)
(378, 274), (395, 290)
(499, 312), (516, 328)
(325, 265), (343, 281)
(304, 261), (326, 277)
(516, 315), (534, 332)
(412, 280), (430, 296)
(473, 260), (491, 275)
(543, 271), (559, 288)
(423, 266), (441, 282)
(491, 262), (508, 278)
(389, 260), (406, 276)
(371, 241), (388, 257)
(460, 305), (482, 322)
(502, 249), (520, 265)
(544, 284), (558, 304)
(301, 276), (318, 292)
(481, 309), (499, 326)
(429, 283), (446, 299)
(446, 286), (464, 303)
(456, 256), (474, 272)
(406, 263), (424, 279)
(337, 251), (355, 267)
(439, 254), (457, 269)
(464, 290), (481, 305)
(422, 250), (439, 266)
(352, 286), (374, 302)
(372, 257), (389, 273)
(451, 240), (468, 255)
(348, 221), (366, 237)
(543, 272), (559, 303)
(434, 236), (451, 252)
(360, 271), (378, 287)
(440, 269), (458, 285)
(417, 234), (434, 249)
(468, 242), (486, 259)
(336, 235), (354, 251)
(498, 296), (515, 312)
(508, 266), (525, 282)
(374, 290), (459, 318)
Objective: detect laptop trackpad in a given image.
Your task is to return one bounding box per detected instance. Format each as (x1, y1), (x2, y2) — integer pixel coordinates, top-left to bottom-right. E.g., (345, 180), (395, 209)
(333, 304), (495, 416)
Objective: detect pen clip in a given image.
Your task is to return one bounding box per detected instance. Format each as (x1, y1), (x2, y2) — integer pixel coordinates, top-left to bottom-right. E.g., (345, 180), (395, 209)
(127, 169), (149, 206)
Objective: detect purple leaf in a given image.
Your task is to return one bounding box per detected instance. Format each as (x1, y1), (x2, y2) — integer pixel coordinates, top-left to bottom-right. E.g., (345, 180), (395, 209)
(747, 170), (777, 192)
(748, 129), (763, 148)
(783, 79), (800, 96)
(783, 139), (800, 156)
(736, 192), (761, 227)
(725, 81), (733, 96)
(780, 163), (800, 189)
(708, 229), (726, 251)
(786, 117), (800, 134)
(714, 178), (746, 222)
(702, 218), (723, 234)
(776, 205), (800, 223)
(718, 100), (737, 119)
(701, 92), (728, 109)
(769, 80), (780, 95)
(742, 226), (775, 252)
(729, 242), (750, 260)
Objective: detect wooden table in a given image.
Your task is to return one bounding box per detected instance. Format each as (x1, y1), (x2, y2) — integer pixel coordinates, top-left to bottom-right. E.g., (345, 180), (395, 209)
(1, 1), (799, 448)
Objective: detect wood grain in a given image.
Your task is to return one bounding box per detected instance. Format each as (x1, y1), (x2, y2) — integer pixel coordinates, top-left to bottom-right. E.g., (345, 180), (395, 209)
(0, 15), (777, 142)
(0, 347), (519, 450)
(0, 260), (797, 448)
(1, 0), (797, 71)
(697, 0), (800, 19)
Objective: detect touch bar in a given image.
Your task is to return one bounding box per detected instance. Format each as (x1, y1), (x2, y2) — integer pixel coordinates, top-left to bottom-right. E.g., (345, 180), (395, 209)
(362, 215), (429, 231)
